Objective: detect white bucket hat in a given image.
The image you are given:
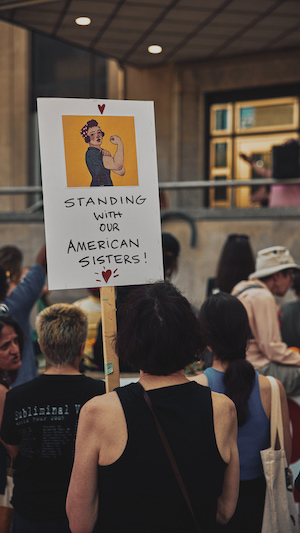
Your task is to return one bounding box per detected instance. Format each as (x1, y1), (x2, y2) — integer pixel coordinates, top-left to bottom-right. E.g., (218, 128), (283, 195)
(249, 246), (300, 279)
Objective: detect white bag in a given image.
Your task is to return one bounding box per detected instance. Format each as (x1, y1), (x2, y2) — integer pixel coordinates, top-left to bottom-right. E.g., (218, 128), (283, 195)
(260, 376), (299, 533)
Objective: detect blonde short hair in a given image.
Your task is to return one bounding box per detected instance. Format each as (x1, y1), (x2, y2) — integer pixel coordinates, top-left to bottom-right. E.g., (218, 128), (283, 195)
(36, 303), (87, 366)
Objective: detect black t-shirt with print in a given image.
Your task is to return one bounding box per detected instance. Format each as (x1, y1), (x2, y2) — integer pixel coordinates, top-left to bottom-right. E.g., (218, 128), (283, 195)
(0, 374), (105, 520)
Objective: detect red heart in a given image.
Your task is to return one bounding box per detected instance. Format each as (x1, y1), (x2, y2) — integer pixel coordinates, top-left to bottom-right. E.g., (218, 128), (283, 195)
(102, 269), (112, 283)
(98, 104), (105, 114)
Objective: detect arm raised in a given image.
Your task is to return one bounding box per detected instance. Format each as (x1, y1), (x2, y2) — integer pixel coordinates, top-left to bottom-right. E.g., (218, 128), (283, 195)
(102, 135), (125, 175)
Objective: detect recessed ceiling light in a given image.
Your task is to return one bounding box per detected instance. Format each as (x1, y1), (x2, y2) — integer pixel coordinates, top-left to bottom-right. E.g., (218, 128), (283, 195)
(148, 45), (162, 54)
(75, 17), (91, 26)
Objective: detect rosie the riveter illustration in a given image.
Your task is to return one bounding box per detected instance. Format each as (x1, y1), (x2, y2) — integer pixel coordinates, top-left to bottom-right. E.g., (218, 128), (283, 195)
(80, 119), (125, 187)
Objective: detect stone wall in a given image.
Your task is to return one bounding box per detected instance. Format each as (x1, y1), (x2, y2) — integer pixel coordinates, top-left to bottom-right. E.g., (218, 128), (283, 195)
(0, 21), (29, 211)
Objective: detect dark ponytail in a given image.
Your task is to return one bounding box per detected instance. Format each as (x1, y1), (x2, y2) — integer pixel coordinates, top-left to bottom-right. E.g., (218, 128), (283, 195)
(223, 358), (255, 426)
(199, 292), (254, 426)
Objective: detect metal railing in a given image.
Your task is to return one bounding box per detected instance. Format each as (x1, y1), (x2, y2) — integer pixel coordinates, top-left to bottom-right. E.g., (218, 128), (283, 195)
(158, 177), (300, 189)
(1, 177), (300, 221)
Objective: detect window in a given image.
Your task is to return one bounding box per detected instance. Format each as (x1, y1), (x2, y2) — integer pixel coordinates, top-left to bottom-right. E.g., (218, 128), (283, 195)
(209, 97), (299, 208)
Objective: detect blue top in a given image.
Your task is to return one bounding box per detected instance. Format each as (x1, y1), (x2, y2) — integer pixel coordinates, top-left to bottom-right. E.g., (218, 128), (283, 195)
(204, 367), (269, 480)
(5, 264), (45, 387)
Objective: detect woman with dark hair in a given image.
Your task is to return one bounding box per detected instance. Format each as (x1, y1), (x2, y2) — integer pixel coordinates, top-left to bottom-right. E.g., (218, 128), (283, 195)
(67, 281), (239, 533)
(207, 234), (255, 297)
(161, 232), (180, 280)
(192, 292), (291, 533)
(0, 312), (23, 498)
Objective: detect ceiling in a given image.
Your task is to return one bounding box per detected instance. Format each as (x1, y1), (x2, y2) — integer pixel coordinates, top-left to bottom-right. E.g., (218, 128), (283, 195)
(1, 0), (300, 68)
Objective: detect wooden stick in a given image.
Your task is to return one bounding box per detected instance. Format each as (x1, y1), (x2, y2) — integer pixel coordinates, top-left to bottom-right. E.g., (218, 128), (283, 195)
(100, 286), (120, 392)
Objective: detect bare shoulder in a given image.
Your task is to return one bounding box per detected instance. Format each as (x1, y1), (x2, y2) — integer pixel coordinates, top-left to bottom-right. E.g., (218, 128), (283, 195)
(258, 374), (271, 418)
(83, 390), (119, 409)
(188, 373), (208, 386)
(258, 374), (271, 394)
(211, 390), (235, 409)
(258, 375), (288, 420)
(258, 374), (286, 397)
(211, 392), (237, 464)
(80, 391), (121, 427)
(211, 391), (236, 423)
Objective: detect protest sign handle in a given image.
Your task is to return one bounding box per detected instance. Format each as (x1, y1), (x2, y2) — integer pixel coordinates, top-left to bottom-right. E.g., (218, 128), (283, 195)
(100, 286), (120, 392)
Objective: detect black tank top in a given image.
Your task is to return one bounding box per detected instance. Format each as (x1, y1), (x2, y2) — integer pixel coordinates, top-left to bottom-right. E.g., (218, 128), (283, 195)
(97, 381), (227, 532)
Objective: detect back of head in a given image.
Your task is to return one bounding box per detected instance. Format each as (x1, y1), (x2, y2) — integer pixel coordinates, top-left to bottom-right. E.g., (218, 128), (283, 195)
(162, 233), (180, 280)
(199, 292), (254, 426)
(215, 234), (255, 293)
(0, 246), (23, 285)
(36, 303), (87, 367)
(115, 281), (205, 375)
(199, 292), (250, 361)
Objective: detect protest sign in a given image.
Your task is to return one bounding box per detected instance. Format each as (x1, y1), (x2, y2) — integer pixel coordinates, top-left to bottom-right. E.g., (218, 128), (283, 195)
(38, 98), (163, 390)
(37, 98), (163, 290)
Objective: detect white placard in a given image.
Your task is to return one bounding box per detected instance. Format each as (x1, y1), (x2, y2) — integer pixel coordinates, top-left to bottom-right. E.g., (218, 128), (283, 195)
(37, 98), (163, 290)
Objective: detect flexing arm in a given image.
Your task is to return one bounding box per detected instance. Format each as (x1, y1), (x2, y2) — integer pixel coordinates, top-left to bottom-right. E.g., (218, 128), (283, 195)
(103, 135), (125, 176)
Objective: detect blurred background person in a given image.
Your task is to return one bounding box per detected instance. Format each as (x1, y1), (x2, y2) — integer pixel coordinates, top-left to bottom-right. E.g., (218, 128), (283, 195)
(0, 246), (23, 297)
(92, 232), (181, 373)
(206, 234), (255, 297)
(280, 271), (300, 350)
(192, 292), (291, 533)
(0, 246), (46, 386)
(161, 232), (180, 280)
(239, 139), (300, 207)
(73, 288), (101, 371)
(232, 246), (300, 397)
(67, 281), (239, 533)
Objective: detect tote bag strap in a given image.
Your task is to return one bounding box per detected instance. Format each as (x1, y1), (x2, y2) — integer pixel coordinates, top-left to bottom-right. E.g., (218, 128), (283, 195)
(266, 376), (284, 449)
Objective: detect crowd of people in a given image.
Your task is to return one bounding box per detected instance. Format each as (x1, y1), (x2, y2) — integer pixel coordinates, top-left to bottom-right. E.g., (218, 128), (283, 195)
(0, 234), (299, 532)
